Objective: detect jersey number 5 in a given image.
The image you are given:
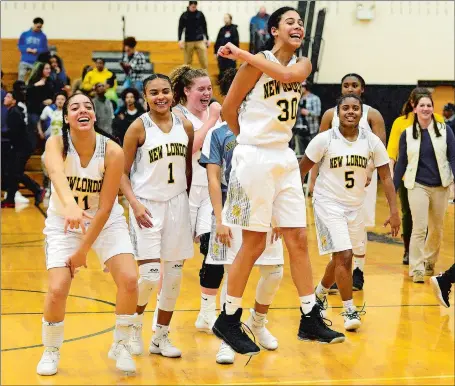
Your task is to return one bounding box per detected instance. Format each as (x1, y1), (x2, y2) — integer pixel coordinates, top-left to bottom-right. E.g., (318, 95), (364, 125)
(75, 195), (89, 210)
(277, 97), (298, 122)
(345, 171), (355, 189)
(168, 163), (175, 184)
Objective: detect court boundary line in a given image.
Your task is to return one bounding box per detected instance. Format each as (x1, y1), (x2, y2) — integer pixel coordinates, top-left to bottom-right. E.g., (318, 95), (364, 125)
(216, 374), (455, 385)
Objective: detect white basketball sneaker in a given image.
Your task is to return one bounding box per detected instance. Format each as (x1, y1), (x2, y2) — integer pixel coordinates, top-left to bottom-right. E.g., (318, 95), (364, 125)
(216, 341), (235, 364)
(195, 311), (216, 334)
(341, 306), (365, 331)
(129, 322), (144, 356)
(245, 309), (278, 350)
(149, 333), (182, 358)
(108, 342), (136, 375)
(36, 347), (60, 376)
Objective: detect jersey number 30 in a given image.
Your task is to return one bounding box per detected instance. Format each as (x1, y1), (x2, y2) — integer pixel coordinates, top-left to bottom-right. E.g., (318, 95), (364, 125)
(277, 97), (298, 122)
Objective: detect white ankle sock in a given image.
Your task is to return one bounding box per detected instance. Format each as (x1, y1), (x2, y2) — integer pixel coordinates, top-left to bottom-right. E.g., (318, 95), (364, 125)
(154, 324), (169, 340)
(42, 319), (64, 348)
(342, 299), (355, 312)
(201, 293), (216, 313)
(114, 314), (136, 342)
(225, 295), (242, 315)
(354, 257), (365, 271)
(315, 282), (329, 296)
(300, 294), (316, 314)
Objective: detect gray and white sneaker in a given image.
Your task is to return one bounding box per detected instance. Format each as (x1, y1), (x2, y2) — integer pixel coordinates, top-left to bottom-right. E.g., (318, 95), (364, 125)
(149, 333), (182, 358)
(216, 341), (235, 364)
(108, 341), (136, 375)
(413, 271), (425, 283)
(36, 347), (60, 376)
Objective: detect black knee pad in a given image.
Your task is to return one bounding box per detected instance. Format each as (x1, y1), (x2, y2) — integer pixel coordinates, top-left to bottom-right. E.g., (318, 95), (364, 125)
(199, 260), (224, 289)
(199, 232), (211, 257)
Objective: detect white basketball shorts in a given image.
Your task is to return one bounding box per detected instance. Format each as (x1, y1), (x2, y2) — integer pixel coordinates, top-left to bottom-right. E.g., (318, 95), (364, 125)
(222, 144), (307, 232)
(206, 215), (284, 265)
(313, 198), (365, 256)
(129, 191), (194, 262)
(189, 185), (213, 238)
(43, 215), (134, 271)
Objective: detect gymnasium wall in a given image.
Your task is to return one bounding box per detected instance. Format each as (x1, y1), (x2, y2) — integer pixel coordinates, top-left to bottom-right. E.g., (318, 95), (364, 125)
(1, 1), (454, 85)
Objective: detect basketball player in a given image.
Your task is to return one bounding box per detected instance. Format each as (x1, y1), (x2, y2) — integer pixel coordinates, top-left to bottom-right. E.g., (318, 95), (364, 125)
(39, 93), (138, 376)
(199, 68), (284, 364)
(309, 73), (387, 292)
(300, 94), (400, 331)
(170, 65), (223, 332)
(119, 74), (194, 358)
(213, 6), (345, 355)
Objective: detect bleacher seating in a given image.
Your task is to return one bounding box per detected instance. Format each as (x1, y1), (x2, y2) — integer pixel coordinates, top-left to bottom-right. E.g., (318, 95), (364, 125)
(91, 51), (154, 95)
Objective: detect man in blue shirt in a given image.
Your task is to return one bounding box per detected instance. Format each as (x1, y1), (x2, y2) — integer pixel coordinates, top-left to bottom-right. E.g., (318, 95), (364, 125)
(17, 17), (48, 81)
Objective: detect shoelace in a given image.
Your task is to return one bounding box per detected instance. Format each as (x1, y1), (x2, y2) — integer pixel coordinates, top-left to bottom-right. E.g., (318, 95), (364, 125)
(228, 321), (257, 367)
(340, 303), (367, 320)
(42, 349), (58, 363)
(316, 295), (328, 311)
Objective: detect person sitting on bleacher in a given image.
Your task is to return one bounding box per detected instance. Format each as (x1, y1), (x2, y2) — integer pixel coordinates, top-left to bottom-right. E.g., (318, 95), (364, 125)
(81, 58), (117, 95)
(120, 37), (147, 92)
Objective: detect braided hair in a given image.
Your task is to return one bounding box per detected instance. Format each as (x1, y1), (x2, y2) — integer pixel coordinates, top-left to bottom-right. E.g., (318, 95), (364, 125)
(142, 73), (172, 112)
(61, 94), (118, 158)
(169, 65), (209, 107)
(411, 94), (441, 140)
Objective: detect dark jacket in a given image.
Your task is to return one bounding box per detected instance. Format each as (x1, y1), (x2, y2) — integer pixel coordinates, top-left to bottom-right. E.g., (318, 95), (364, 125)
(7, 105), (30, 148)
(178, 9), (208, 42)
(214, 24), (239, 54)
(112, 104), (145, 145)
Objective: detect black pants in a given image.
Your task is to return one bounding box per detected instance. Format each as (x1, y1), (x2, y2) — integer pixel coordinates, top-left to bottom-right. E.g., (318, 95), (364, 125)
(398, 181), (413, 251)
(5, 146), (41, 203)
(1, 140), (12, 192)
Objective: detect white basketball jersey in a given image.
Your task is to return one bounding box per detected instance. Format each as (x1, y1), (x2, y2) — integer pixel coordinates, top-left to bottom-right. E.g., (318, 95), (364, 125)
(332, 104), (371, 132)
(174, 104), (214, 186)
(130, 112), (189, 201)
(47, 134), (124, 226)
(306, 127), (389, 208)
(237, 51), (302, 147)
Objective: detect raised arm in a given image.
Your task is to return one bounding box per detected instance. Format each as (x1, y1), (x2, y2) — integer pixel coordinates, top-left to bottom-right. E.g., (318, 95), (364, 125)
(221, 62), (263, 135)
(119, 118), (153, 228)
(182, 118), (194, 194)
(191, 102), (221, 154)
(44, 136), (93, 232)
(219, 44), (312, 84)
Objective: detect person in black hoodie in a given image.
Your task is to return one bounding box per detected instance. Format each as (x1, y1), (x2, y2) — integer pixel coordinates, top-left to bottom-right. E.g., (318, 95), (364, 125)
(214, 14), (239, 81)
(112, 87), (145, 145)
(1, 91), (44, 208)
(178, 1), (209, 69)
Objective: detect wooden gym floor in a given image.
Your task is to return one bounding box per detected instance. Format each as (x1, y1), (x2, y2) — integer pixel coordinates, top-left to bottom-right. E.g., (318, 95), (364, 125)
(1, 187), (454, 385)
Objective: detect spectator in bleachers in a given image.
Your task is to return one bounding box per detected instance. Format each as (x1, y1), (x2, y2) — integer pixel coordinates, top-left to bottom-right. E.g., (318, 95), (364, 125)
(249, 6), (269, 54)
(72, 65), (92, 94)
(17, 17), (49, 81)
(1, 91), (44, 208)
(26, 62), (55, 148)
(105, 74), (119, 112)
(82, 59), (117, 94)
(178, 1), (209, 69)
(121, 37), (147, 92)
(93, 82), (114, 135)
(37, 91), (66, 140)
(443, 103), (455, 133)
(49, 54), (70, 94)
(112, 87), (145, 145)
(214, 14), (239, 81)
(1, 72), (10, 193)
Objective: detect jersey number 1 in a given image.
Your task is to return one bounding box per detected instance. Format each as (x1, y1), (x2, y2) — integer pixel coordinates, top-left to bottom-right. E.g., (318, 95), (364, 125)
(75, 195), (89, 210)
(168, 163), (175, 184)
(277, 97), (298, 122)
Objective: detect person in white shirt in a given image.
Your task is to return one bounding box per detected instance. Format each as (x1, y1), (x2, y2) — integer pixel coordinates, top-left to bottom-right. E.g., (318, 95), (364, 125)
(299, 94), (400, 331)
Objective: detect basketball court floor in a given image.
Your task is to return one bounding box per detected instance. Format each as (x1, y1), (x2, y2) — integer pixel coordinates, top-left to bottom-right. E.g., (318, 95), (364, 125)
(1, 188), (454, 385)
